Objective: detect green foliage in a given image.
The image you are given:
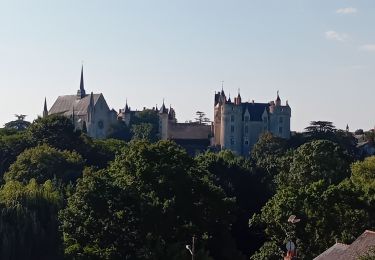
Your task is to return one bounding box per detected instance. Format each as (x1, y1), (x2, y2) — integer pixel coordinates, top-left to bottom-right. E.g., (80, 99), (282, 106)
(131, 123), (154, 141)
(351, 156), (375, 202)
(196, 150), (269, 255)
(129, 109), (160, 142)
(305, 121), (336, 134)
(107, 119), (131, 141)
(4, 145), (84, 184)
(0, 131), (31, 178)
(61, 140), (240, 260)
(251, 133), (290, 192)
(60, 170), (145, 259)
(27, 115), (83, 151)
(276, 140), (350, 189)
(0, 179), (63, 260)
(4, 114), (31, 131)
(250, 180), (370, 259)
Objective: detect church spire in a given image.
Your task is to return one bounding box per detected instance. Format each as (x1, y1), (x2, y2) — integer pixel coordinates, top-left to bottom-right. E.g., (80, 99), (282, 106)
(77, 65), (86, 99)
(43, 97), (48, 118)
(125, 99), (130, 112)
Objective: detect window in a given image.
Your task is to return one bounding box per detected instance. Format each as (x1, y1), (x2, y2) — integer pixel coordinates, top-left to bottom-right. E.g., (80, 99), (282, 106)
(231, 115), (235, 122)
(244, 138), (249, 146)
(230, 138), (235, 145)
(279, 127), (283, 134)
(231, 125), (235, 133)
(244, 125), (249, 134)
(244, 116), (249, 122)
(279, 117), (283, 123)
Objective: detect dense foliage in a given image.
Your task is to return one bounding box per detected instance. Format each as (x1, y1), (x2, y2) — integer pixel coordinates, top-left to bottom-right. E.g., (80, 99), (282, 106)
(0, 117), (374, 259)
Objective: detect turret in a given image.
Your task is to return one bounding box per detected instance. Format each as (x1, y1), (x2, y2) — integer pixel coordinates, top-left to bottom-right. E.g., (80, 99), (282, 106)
(159, 100), (168, 114)
(125, 99), (130, 112)
(276, 91), (281, 106)
(234, 89), (242, 105)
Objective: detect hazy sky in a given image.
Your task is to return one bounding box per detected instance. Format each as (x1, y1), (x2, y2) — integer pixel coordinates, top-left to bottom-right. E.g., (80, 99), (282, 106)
(0, 0), (374, 131)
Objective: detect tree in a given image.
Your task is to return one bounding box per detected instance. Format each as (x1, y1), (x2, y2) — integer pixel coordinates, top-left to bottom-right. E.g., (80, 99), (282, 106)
(131, 123), (154, 141)
(4, 144), (84, 184)
(251, 133), (290, 192)
(276, 140), (351, 190)
(196, 150), (268, 258)
(195, 111), (210, 125)
(4, 114), (31, 131)
(304, 121), (336, 134)
(129, 109), (160, 142)
(61, 140), (239, 260)
(0, 179), (63, 260)
(59, 169), (145, 259)
(107, 119), (131, 141)
(250, 180), (370, 259)
(27, 115), (84, 151)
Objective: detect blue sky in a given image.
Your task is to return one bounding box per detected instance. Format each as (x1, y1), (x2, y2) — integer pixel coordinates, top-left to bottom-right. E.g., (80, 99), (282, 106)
(0, 0), (374, 131)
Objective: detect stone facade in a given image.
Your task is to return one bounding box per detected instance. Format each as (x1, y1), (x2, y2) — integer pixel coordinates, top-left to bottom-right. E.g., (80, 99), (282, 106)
(44, 67), (117, 139)
(213, 89), (291, 156)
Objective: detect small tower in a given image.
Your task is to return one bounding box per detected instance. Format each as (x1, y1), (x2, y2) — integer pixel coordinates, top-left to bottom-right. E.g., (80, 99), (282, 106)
(43, 97), (48, 118)
(77, 65), (86, 99)
(276, 91), (281, 106)
(125, 99), (130, 113)
(234, 89), (242, 105)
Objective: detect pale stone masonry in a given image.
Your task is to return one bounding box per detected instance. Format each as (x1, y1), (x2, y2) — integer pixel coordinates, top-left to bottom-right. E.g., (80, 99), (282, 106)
(213, 89), (291, 156)
(44, 66), (118, 139)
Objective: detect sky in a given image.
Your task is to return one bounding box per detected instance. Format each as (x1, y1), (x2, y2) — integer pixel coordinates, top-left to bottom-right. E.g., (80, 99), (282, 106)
(0, 0), (374, 131)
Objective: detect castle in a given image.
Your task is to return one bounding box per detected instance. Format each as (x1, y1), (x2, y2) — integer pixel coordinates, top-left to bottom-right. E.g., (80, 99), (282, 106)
(213, 89), (291, 156)
(44, 67), (291, 156)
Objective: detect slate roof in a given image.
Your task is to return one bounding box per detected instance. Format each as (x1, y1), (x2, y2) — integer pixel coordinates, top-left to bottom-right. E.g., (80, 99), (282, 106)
(49, 94), (102, 117)
(241, 102), (269, 121)
(314, 230), (375, 260)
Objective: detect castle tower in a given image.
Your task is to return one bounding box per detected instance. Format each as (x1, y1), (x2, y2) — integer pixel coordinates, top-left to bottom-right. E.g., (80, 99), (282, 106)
(234, 89), (242, 105)
(77, 65), (86, 99)
(275, 91), (281, 106)
(159, 100), (169, 140)
(43, 97), (48, 118)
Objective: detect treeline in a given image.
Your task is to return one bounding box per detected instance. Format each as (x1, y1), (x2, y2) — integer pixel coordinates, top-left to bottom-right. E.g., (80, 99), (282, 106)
(0, 117), (374, 259)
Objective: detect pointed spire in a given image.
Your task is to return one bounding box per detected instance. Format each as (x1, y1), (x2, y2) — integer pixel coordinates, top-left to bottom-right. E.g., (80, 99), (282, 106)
(77, 65), (86, 99)
(125, 99), (130, 112)
(276, 90), (281, 106)
(160, 99), (168, 114)
(227, 93), (232, 103)
(43, 97), (48, 118)
(89, 91), (94, 107)
(221, 81), (225, 95)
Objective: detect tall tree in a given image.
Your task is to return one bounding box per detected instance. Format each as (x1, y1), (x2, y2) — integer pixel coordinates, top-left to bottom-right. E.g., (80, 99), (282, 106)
(195, 111), (210, 125)
(4, 145), (84, 184)
(4, 114), (31, 131)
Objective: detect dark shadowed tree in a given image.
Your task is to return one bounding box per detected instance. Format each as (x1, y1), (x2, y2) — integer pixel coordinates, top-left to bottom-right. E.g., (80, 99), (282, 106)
(4, 114), (31, 131)
(4, 145), (84, 184)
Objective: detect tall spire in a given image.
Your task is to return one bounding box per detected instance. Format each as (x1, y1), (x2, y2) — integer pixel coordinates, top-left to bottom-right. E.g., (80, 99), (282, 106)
(77, 65), (86, 99)
(276, 90), (281, 106)
(125, 99), (130, 112)
(43, 97), (48, 118)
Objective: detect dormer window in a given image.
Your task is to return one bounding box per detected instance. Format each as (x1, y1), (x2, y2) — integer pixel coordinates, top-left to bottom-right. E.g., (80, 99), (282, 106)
(244, 116), (249, 122)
